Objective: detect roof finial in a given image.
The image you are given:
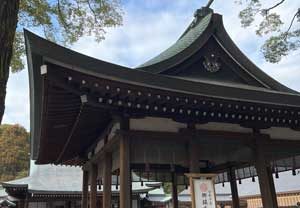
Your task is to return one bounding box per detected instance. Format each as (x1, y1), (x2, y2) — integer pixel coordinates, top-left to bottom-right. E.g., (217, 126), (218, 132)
(191, 3), (213, 28)
(206, 0), (214, 8)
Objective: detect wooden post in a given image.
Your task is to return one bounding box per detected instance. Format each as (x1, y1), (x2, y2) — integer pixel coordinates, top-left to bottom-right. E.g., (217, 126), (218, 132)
(18, 200), (25, 208)
(90, 164), (98, 208)
(171, 172), (179, 208)
(189, 140), (199, 173)
(103, 152), (112, 208)
(119, 117), (131, 208)
(228, 167), (240, 208)
(189, 176), (196, 208)
(255, 140), (278, 208)
(82, 170), (89, 208)
(187, 124), (199, 173)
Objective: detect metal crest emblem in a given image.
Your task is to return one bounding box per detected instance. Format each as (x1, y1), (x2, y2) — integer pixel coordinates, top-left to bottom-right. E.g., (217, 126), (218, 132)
(203, 54), (221, 73)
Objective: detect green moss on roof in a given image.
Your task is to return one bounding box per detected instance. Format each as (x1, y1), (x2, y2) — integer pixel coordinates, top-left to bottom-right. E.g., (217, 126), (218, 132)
(138, 12), (212, 68)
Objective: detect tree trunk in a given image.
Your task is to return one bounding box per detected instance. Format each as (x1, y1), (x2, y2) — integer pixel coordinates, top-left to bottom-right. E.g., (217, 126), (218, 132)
(0, 0), (20, 123)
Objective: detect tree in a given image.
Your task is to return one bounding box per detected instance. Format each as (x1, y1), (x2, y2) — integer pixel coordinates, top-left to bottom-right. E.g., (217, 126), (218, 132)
(0, 124), (29, 182)
(0, 0), (123, 124)
(236, 0), (300, 63)
(206, 0), (299, 63)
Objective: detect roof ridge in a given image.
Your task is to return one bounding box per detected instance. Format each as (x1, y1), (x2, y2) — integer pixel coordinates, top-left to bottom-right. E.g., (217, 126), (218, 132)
(137, 9), (213, 68)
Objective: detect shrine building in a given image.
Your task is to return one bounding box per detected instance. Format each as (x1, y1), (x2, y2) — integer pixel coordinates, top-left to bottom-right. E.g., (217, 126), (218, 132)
(24, 5), (300, 208)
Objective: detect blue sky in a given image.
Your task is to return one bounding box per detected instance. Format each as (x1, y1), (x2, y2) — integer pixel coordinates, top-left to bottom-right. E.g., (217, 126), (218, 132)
(2, 0), (300, 130)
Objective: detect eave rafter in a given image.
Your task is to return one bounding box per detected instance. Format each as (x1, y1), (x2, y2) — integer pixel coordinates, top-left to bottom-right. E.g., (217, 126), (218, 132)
(43, 63), (300, 130)
(37, 65), (112, 165)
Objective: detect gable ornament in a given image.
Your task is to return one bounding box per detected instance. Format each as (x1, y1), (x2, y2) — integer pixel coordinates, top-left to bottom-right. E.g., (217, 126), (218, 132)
(203, 54), (221, 73)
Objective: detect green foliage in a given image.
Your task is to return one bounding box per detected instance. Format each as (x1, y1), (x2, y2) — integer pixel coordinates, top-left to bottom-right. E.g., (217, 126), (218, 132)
(10, 0), (123, 72)
(237, 0), (300, 63)
(238, 0), (261, 27)
(256, 13), (283, 36)
(10, 32), (25, 73)
(262, 30), (300, 62)
(0, 124), (30, 182)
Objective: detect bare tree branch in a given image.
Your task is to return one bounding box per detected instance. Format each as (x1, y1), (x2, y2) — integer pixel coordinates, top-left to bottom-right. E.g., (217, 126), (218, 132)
(86, 0), (98, 23)
(262, 0), (286, 15)
(56, 0), (70, 29)
(284, 9), (300, 39)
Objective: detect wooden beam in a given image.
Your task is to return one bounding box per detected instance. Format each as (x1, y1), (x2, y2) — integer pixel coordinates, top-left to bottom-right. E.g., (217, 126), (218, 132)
(203, 162), (248, 174)
(81, 170), (89, 208)
(125, 129), (300, 150)
(103, 152), (112, 208)
(119, 117), (131, 208)
(85, 120), (117, 157)
(255, 139), (278, 208)
(228, 167), (240, 208)
(89, 164), (98, 208)
(171, 172), (179, 208)
(125, 129), (257, 145)
(90, 134), (119, 164)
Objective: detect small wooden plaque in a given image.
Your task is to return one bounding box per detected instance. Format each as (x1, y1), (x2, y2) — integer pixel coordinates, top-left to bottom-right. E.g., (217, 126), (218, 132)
(185, 173), (217, 208)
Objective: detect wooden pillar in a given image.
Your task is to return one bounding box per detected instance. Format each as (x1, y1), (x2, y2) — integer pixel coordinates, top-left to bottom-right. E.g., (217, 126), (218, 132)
(189, 140), (199, 173)
(228, 167), (240, 208)
(119, 117), (131, 208)
(171, 172), (179, 208)
(24, 199), (29, 208)
(90, 164), (98, 208)
(18, 200), (25, 208)
(103, 152), (112, 208)
(187, 124), (199, 173)
(255, 140), (278, 208)
(82, 170), (89, 208)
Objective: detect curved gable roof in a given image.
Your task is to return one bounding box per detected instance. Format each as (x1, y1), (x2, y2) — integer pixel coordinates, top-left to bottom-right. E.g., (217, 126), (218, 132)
(137, 7), (296, 93)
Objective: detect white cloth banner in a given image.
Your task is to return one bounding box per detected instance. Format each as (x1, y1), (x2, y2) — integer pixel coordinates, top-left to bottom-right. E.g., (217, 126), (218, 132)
(193, 178), (216, 208)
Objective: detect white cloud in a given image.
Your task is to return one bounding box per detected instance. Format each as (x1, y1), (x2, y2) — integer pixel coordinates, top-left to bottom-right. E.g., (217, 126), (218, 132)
(72, 1), (197, 67)
(262, 51), (300, 91)
(2, 70), (29, 129)
(3, 0), (300, 130)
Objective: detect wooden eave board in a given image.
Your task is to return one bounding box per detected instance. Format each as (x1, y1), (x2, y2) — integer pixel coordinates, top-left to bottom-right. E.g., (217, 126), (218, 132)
(25, 30), (300, 107)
